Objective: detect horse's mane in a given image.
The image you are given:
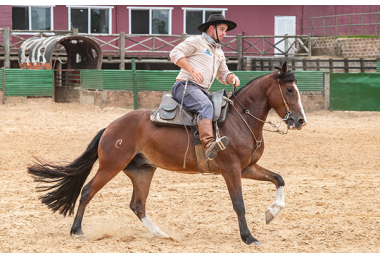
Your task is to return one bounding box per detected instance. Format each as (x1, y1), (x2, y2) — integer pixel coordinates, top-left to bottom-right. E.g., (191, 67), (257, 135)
(232, 74), (266, 96)
(273, 67), (296, 84)
(232, 68), (295, 97)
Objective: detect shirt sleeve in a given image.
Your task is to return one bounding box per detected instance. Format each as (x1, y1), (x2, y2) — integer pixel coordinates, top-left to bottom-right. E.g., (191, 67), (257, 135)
(216, 56), (233, 85)
(169, 37), (198, 65)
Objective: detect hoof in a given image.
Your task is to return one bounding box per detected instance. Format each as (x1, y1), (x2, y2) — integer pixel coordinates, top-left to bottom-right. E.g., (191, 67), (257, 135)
(253, 241), (261, 246)
(74, 234), (88, 241)
(152, 231), (169, 238)
(243, 235), (260, 246)
(265, 209), (275, 224)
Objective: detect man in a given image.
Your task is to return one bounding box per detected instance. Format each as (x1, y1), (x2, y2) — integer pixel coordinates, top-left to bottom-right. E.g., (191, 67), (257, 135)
(169, 14), (240, 161)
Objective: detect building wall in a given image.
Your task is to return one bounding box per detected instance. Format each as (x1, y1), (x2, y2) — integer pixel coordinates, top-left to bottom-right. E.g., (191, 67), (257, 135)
(312, 37), (380, 58)
(302, 5), (380, 36)
(0, 5), (12, 29)
(2, 5), (378, 36)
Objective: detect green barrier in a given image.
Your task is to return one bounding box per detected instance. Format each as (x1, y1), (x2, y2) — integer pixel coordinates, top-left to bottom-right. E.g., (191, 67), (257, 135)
(129, 70), (324, 92)
(330, 73), (380, 111)
(4, 69), (54, 97)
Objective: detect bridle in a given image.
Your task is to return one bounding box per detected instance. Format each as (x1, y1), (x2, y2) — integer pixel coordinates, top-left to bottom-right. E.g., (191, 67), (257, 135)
(225, 79), (293, 156)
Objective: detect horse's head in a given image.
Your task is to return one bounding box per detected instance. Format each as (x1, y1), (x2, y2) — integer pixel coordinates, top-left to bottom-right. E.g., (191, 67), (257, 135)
(267, 62), (307, 130)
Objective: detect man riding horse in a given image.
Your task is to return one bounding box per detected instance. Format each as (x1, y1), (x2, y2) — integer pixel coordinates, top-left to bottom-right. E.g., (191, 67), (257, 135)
(170, 14), (241, 160)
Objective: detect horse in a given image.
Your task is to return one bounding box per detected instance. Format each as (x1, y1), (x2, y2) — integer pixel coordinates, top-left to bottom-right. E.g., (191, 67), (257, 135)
(28, 62), (307, 246)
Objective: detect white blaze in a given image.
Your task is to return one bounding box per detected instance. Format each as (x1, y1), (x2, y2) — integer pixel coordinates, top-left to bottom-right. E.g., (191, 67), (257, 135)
(293, 82), (307, 123)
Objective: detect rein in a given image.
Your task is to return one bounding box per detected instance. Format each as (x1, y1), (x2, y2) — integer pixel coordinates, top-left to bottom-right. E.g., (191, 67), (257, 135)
(227, 81), (292, 156)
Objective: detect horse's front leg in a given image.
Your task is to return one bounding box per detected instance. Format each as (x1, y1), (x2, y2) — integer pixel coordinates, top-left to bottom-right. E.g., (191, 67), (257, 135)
(222, 169), (260, 246)
(241, 164), (285, 224)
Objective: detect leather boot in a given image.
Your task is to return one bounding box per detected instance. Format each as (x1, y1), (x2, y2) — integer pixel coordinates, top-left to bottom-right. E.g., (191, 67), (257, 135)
(197, 119), (229, 160)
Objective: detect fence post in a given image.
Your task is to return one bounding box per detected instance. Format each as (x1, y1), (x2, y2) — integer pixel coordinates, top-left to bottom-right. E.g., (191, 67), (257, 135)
(132, 58), (138, 110)
(181, 33), (187, 42)
(324, 72), (330, 110)
(4, 27), (10, 68)
(308, 33), (311, 58)
(236, 34), (243, 71)
(2, 68), (6, 104)
(344, 58), (349, 73)
(284, 34), (288, 57)
(119, 32), (125, 70)
(348, 15), (351, 36)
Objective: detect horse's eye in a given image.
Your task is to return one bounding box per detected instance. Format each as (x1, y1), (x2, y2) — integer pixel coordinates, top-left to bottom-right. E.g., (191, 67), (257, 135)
(287, 88), (293, 93)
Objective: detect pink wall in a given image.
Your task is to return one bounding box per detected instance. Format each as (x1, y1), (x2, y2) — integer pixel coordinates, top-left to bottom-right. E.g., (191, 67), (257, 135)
(1, 5), (378, 35)
(0, 5), (12, 28)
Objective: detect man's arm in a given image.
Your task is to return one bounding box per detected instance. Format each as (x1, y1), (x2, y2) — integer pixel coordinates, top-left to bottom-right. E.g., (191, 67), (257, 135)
(226, 73), (241, 88)
(175, 57), (204, 85)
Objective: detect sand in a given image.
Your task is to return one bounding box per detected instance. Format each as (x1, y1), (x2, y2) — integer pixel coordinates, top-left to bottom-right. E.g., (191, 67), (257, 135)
(1, 98), (379, 253)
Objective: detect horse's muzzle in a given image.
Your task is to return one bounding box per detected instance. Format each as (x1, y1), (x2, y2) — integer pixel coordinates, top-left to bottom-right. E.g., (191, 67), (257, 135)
(287, 115), (307, 130)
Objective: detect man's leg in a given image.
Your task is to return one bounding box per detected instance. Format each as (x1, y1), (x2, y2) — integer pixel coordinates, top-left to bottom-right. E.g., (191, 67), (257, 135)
(172, 81), (228, 160)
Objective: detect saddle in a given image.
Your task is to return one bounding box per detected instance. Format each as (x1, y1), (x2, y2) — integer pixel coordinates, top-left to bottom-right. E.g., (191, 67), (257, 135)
(150, 89), (229, 127)
(150, 89), (230, 174)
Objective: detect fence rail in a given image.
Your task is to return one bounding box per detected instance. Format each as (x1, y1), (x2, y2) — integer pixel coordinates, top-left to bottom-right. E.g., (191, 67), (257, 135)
(248, 57), (379, 73)
(0, 28), (311, 70)
(303, 11), (380, 37)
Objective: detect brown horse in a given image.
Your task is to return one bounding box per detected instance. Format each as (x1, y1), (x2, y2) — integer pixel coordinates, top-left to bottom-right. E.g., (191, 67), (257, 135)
(28, 62), (307, 246)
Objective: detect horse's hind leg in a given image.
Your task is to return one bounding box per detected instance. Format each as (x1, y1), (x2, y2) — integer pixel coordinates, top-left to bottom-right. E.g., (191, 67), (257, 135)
(70, 164), (123, 239)
(124, 164), (168, 238)
(241, 164), (285, 224)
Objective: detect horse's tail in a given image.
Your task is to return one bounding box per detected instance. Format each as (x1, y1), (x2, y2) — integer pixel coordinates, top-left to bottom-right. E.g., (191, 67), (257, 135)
(27, 128), (106, 217)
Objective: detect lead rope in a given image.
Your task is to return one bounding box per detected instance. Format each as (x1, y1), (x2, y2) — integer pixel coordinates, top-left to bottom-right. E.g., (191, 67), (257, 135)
(179, 80), (191, 169)
(228, 101), (262, 157)
(225, 81), (293, 157)
(230, 82), (292, 135)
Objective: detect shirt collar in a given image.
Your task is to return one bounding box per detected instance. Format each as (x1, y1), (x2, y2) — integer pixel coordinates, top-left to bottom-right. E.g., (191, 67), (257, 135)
(202, 33), (222, 48)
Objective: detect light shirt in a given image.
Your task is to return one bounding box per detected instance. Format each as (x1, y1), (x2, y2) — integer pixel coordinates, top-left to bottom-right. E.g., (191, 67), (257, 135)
(169, 33), (233, 91)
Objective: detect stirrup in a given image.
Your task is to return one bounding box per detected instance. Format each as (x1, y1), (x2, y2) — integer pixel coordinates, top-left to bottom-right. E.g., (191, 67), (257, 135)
(205, 136), (229, 160)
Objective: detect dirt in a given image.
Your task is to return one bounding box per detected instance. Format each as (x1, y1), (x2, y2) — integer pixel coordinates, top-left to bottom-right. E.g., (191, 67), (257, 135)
(1, 98), (379, 253)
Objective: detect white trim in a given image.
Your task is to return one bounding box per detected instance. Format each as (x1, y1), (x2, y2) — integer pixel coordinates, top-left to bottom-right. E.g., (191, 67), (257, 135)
(50, 6), (54, 30)
(12, 5), (55, 34)
(87, 7), (91, 34)
(127, 6), (173, 35)
(182, 8), (227, 35)
(149, 9), (152, 35)
(28, 7), (32, 30)
(127, 6), (173, 10)
(66, 5), (114, 9)
(67, 5), (113, 34)
(182, 7), (228, 11)
(128, 8), (132, 35)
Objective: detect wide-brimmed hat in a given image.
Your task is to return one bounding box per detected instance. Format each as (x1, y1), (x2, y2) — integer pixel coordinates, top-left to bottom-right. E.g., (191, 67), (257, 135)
(197, 14), (237, 32)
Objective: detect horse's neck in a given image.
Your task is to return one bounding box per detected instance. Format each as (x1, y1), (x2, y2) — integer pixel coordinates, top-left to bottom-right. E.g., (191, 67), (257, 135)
(232, 81), (271, 127)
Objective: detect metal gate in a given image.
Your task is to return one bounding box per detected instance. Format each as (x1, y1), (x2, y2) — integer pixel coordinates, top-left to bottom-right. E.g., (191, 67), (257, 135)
(330, 73), (380, 111)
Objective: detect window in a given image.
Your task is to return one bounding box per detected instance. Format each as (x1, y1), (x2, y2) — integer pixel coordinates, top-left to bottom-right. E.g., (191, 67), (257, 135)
(68, 6), (112, 34)
(128, 7), (172, 34)
(182, 8), (227, 35)
(12, 6), (53, 30)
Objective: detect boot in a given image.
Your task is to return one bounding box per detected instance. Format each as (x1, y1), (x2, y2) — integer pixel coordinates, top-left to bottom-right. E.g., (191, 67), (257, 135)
(197, 119), (229, 160)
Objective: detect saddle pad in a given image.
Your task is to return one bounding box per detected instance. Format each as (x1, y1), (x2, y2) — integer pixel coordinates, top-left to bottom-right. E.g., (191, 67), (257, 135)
(151, 94), (196, 127)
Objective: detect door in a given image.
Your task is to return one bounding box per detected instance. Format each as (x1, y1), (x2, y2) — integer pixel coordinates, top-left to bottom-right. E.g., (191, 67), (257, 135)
(275, 16), (296, 56)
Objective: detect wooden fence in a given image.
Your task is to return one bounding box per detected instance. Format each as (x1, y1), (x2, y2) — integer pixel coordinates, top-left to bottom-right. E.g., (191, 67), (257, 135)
(0, 28), (311, 70)
(248, 57), (379, 73)
(303, 11), (380, 37)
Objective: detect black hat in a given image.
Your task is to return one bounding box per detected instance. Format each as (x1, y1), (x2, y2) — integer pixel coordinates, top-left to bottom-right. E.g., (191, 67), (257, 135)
(197, 14), (237, 32)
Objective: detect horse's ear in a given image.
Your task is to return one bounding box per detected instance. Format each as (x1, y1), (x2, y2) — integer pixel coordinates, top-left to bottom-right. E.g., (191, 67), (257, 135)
(281, 62), (288, 74)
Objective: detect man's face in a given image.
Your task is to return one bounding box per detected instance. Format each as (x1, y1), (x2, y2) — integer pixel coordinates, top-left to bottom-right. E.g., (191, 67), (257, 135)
(209, 23), (228, 42)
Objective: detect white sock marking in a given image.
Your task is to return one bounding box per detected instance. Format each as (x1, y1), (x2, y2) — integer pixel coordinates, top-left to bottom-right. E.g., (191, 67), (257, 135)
(267, 186), (285, 218)
(141, 214), (169, 238)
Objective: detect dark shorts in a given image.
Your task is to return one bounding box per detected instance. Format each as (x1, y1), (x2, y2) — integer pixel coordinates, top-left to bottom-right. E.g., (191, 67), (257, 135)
(171, 81), (213, 122)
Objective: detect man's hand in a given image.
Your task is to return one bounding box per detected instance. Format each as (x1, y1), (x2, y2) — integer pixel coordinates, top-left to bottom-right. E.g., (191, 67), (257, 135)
(190, 68), (204, 84)
(227, 74), (240, 88)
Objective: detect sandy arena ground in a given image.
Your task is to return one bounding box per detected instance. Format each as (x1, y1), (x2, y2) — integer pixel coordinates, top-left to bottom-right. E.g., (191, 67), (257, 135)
(0, 98), (379, 253)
